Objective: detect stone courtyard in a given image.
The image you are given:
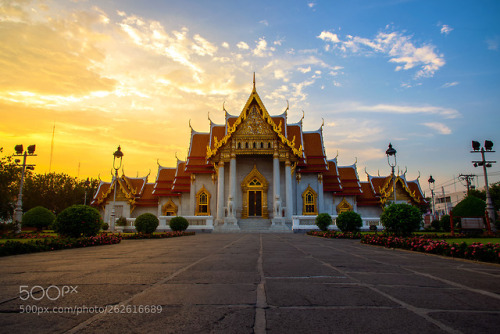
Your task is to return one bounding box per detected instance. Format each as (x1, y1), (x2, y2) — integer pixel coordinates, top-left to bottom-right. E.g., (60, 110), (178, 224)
(0, 234), (499, 333)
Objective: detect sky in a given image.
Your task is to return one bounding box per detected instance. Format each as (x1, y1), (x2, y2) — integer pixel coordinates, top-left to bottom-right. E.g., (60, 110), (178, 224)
(1, 0), (499, 196)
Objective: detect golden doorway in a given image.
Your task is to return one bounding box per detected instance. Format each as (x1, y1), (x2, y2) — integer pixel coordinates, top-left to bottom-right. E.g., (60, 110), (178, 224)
(241, 165), (269, 218)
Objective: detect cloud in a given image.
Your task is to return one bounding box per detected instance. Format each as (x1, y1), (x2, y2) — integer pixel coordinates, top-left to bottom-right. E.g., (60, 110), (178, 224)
(348, 103), (460, 119)
(253, 37), (273, 57)
(318, 29), (445, 79)
(441, 81), (459, 88)
(317, 31), (340, 43)
(221, 42), (229, 49)
(486, 37), (499, 51)
(422, 122), (452, 134)
(259, 20), (269, 26)
(298, 66), (311, 73)
(236, 41), (250, 50)
(440, 24), (453, 35)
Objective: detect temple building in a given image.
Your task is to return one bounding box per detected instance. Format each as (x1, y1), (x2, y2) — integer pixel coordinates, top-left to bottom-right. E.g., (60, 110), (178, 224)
(91, 78), (426, 232)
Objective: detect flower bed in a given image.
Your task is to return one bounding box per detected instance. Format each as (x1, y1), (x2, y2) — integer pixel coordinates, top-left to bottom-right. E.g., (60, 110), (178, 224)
(307, 231), (361, 239)
(121, 231), (195, 239)
(0, 234), (122, 257)
(361, 235), (500, 264)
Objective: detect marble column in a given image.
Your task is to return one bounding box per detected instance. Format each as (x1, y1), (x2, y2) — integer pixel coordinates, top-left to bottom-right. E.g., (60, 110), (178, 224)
(285, 159), (293, 220)
(273, 151), (281, 218)
(216, 161), (225, 221)
(318, 173), (324, 214)
(228, 155), (236, 217)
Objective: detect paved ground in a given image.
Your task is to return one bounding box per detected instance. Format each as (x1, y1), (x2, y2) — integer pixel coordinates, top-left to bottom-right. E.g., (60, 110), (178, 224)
(0, 234), (499, 334)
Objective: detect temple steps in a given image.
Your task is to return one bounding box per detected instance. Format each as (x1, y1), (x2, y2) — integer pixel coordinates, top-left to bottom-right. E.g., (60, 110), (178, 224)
(237, 218), (292, 233)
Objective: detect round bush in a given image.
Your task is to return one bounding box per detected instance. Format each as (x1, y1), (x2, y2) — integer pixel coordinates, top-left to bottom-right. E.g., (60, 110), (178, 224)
(102, 222), (109, 231)
(430, 219), (441, 231)
(22, 206), (55, 231)
(135, 213), (159, 234)
(169, 216), (189, 231)
(439, 215), (452, 232)
(315, 213), (332, 231)
(452, 196), (486, 218)
(53, 205), (102, 238)
(380, 203), (423, 236)
(336, 211), (362, 232)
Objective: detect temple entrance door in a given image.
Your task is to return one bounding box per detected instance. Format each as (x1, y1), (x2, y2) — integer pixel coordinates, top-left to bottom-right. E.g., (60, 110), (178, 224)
(248, 190), (262, 217)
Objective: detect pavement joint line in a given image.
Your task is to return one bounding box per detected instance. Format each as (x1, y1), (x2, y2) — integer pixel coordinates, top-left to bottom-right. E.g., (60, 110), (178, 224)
(282, 236), (464, 334)
(253, 234), (267, 334)
(327, 240), (500, 302)
(64, 234), (251, 334)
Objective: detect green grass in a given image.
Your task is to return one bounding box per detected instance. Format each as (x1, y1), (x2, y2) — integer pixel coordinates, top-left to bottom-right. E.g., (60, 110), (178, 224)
(440, 238), (500, 245)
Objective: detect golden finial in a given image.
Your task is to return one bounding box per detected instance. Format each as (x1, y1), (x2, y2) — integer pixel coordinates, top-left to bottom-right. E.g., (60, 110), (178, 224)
(208, 111), (212, 123)
(378, 169), (380, 176)
(175, 152), (180, 163)
(300, 110), (305, 123)
(354, 157), (357, 165)
(335, 150), (339, 159)
(417, 171), (421, 180)
(253, 72), (256, 90)
(284, 100), (289, 115)
(189, 119), (193, 132)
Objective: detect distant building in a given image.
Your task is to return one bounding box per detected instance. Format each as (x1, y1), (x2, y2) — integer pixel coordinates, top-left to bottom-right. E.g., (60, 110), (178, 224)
(434, 190), (467, 218)
(91, 77), (426, 231)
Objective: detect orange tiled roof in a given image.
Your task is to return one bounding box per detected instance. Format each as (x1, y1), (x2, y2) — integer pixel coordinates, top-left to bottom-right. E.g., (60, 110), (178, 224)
(357, 182), (380, 206)
(186, 132), (214, 173)
(338, 165), (362, 195)
(406, 178), (427, 204)
(135, 183), (158, 207)
(90, 181), (111, 206)
(210, 125), (226, 150)
(153, 166), (179, 197)
(172, 161), (191, 193)
(286, 124), (303, 151)
(271, 114), (286, 136)
(323, 160), (342, 192)
(299, 131), (327, 172)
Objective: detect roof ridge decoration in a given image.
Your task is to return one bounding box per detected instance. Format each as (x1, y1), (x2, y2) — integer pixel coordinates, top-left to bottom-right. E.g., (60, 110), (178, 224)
(378, 175), (420, 205)
(206, 76), (302, 159)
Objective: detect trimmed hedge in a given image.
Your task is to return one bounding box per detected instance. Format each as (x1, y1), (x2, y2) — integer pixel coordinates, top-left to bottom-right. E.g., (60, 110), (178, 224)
(336, 211), (363, 232)
(307, 231), (361, 239)
(381, 203), (423, 236)
(169, 216), (189, 232)
(121, 231), (195, 239)
(0, 234), (122, 257)
(22, 206), (55, 231)
(135, 213), (159, 234)
(53, 205), (102, 238)
(315, 213), (332, 231)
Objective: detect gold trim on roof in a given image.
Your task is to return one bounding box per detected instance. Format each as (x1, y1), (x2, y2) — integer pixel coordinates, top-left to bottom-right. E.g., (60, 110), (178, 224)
(379, 176), (420, 205)
(206, 88), (303, 159)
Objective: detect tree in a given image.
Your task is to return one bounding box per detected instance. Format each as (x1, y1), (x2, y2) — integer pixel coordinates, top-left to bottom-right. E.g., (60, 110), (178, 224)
(451, 196), (486, 217)
(22, 173), (99, 214)
(53, 205), (102, 238)
(469, 182), (500, 213)
(0, 148), (27, 220)
(22, 206), (56, 231)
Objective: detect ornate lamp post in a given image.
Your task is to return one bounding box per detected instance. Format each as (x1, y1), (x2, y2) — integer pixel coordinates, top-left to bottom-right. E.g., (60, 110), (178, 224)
(428, 175), (435, 220)
(13, 144), (36, 233)
(386, 143), (397, 203)
(109, 146), (123, 232)
(471, 140), (496, 228)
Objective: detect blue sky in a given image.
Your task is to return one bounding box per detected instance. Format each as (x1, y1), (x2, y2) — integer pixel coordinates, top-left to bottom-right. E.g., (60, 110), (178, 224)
(1, 0), (499, 195)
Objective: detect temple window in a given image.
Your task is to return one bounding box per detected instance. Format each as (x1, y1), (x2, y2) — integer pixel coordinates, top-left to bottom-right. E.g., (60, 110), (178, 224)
(268, 142), (272, 148)
(246, 142), (249, 149)
(238, 142), (241, 149)
(302, 185), (318, 215)
(261, 142), (264, 148)
(253, 142), (256, 148)
(195, 186), (211, 216)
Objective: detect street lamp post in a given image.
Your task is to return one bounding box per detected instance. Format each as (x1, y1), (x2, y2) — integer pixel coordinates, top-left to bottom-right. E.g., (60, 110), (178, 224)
(386, 143), (397, 204)
(83, 177), (91, 205)
(13, 145), (37, 233)
(428, 175), (435, 220)
(471, 140), (496, 229)
(109, 146), (124, 232)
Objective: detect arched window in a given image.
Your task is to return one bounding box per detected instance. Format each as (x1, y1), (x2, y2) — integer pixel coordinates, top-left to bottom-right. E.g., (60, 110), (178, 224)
(260, 142), (264, 148)
(268, 142), (272, 149)
(238, 142), (241, 149)
(253, 142), (256, 148)
(195, 186), (211, 216)
(162, 199), (178, 216)
(302, 185), (318, 215)
(246, 142), (249, 149)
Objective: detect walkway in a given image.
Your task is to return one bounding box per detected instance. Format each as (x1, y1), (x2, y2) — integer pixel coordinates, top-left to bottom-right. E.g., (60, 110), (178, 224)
(0, 234), (499, 333)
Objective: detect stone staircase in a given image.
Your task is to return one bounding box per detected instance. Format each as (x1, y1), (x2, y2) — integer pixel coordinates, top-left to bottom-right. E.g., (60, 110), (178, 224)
(237, 218), (292, 233)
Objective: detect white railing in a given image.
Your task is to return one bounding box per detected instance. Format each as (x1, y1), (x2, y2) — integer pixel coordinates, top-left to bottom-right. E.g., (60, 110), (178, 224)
(122, 216), (214, 232)
(292, 215), (382, 232)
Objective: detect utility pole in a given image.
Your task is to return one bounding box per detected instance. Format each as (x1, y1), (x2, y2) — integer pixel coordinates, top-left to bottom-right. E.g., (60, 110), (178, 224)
(471, 140), (496, 228)
(458, 174), (475, 195)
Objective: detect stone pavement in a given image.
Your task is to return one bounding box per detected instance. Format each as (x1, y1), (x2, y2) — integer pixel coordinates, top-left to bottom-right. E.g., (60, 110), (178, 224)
(0, 234), (499, 334)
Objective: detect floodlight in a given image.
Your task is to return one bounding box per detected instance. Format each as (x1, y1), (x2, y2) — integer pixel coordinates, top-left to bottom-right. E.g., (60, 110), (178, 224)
(484, 140), (493, 151)
(15, 145), (23, 154)
(472, 141), (480, 151)
(27, 145), (36, 154)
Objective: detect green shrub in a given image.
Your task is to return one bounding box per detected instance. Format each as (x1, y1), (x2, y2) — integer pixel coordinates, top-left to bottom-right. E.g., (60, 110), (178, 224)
(430, 219), (441, 231)
(439, 215), (452, 232)
(22, 206), (56, 232)
(102, 222), (109, 231)
(0, 222), (18, 235)
(169, 216), (189, 231)
(452, 196), (486, 217)
(116, 217), (127, 226)
(53, 205), (102, 238)
(369, 224), (378, 232)
(380, 203), (423, 236)
(315, 213), (332, 231)
(135, 213), (159, 234)
(336, 211), (362, 232)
